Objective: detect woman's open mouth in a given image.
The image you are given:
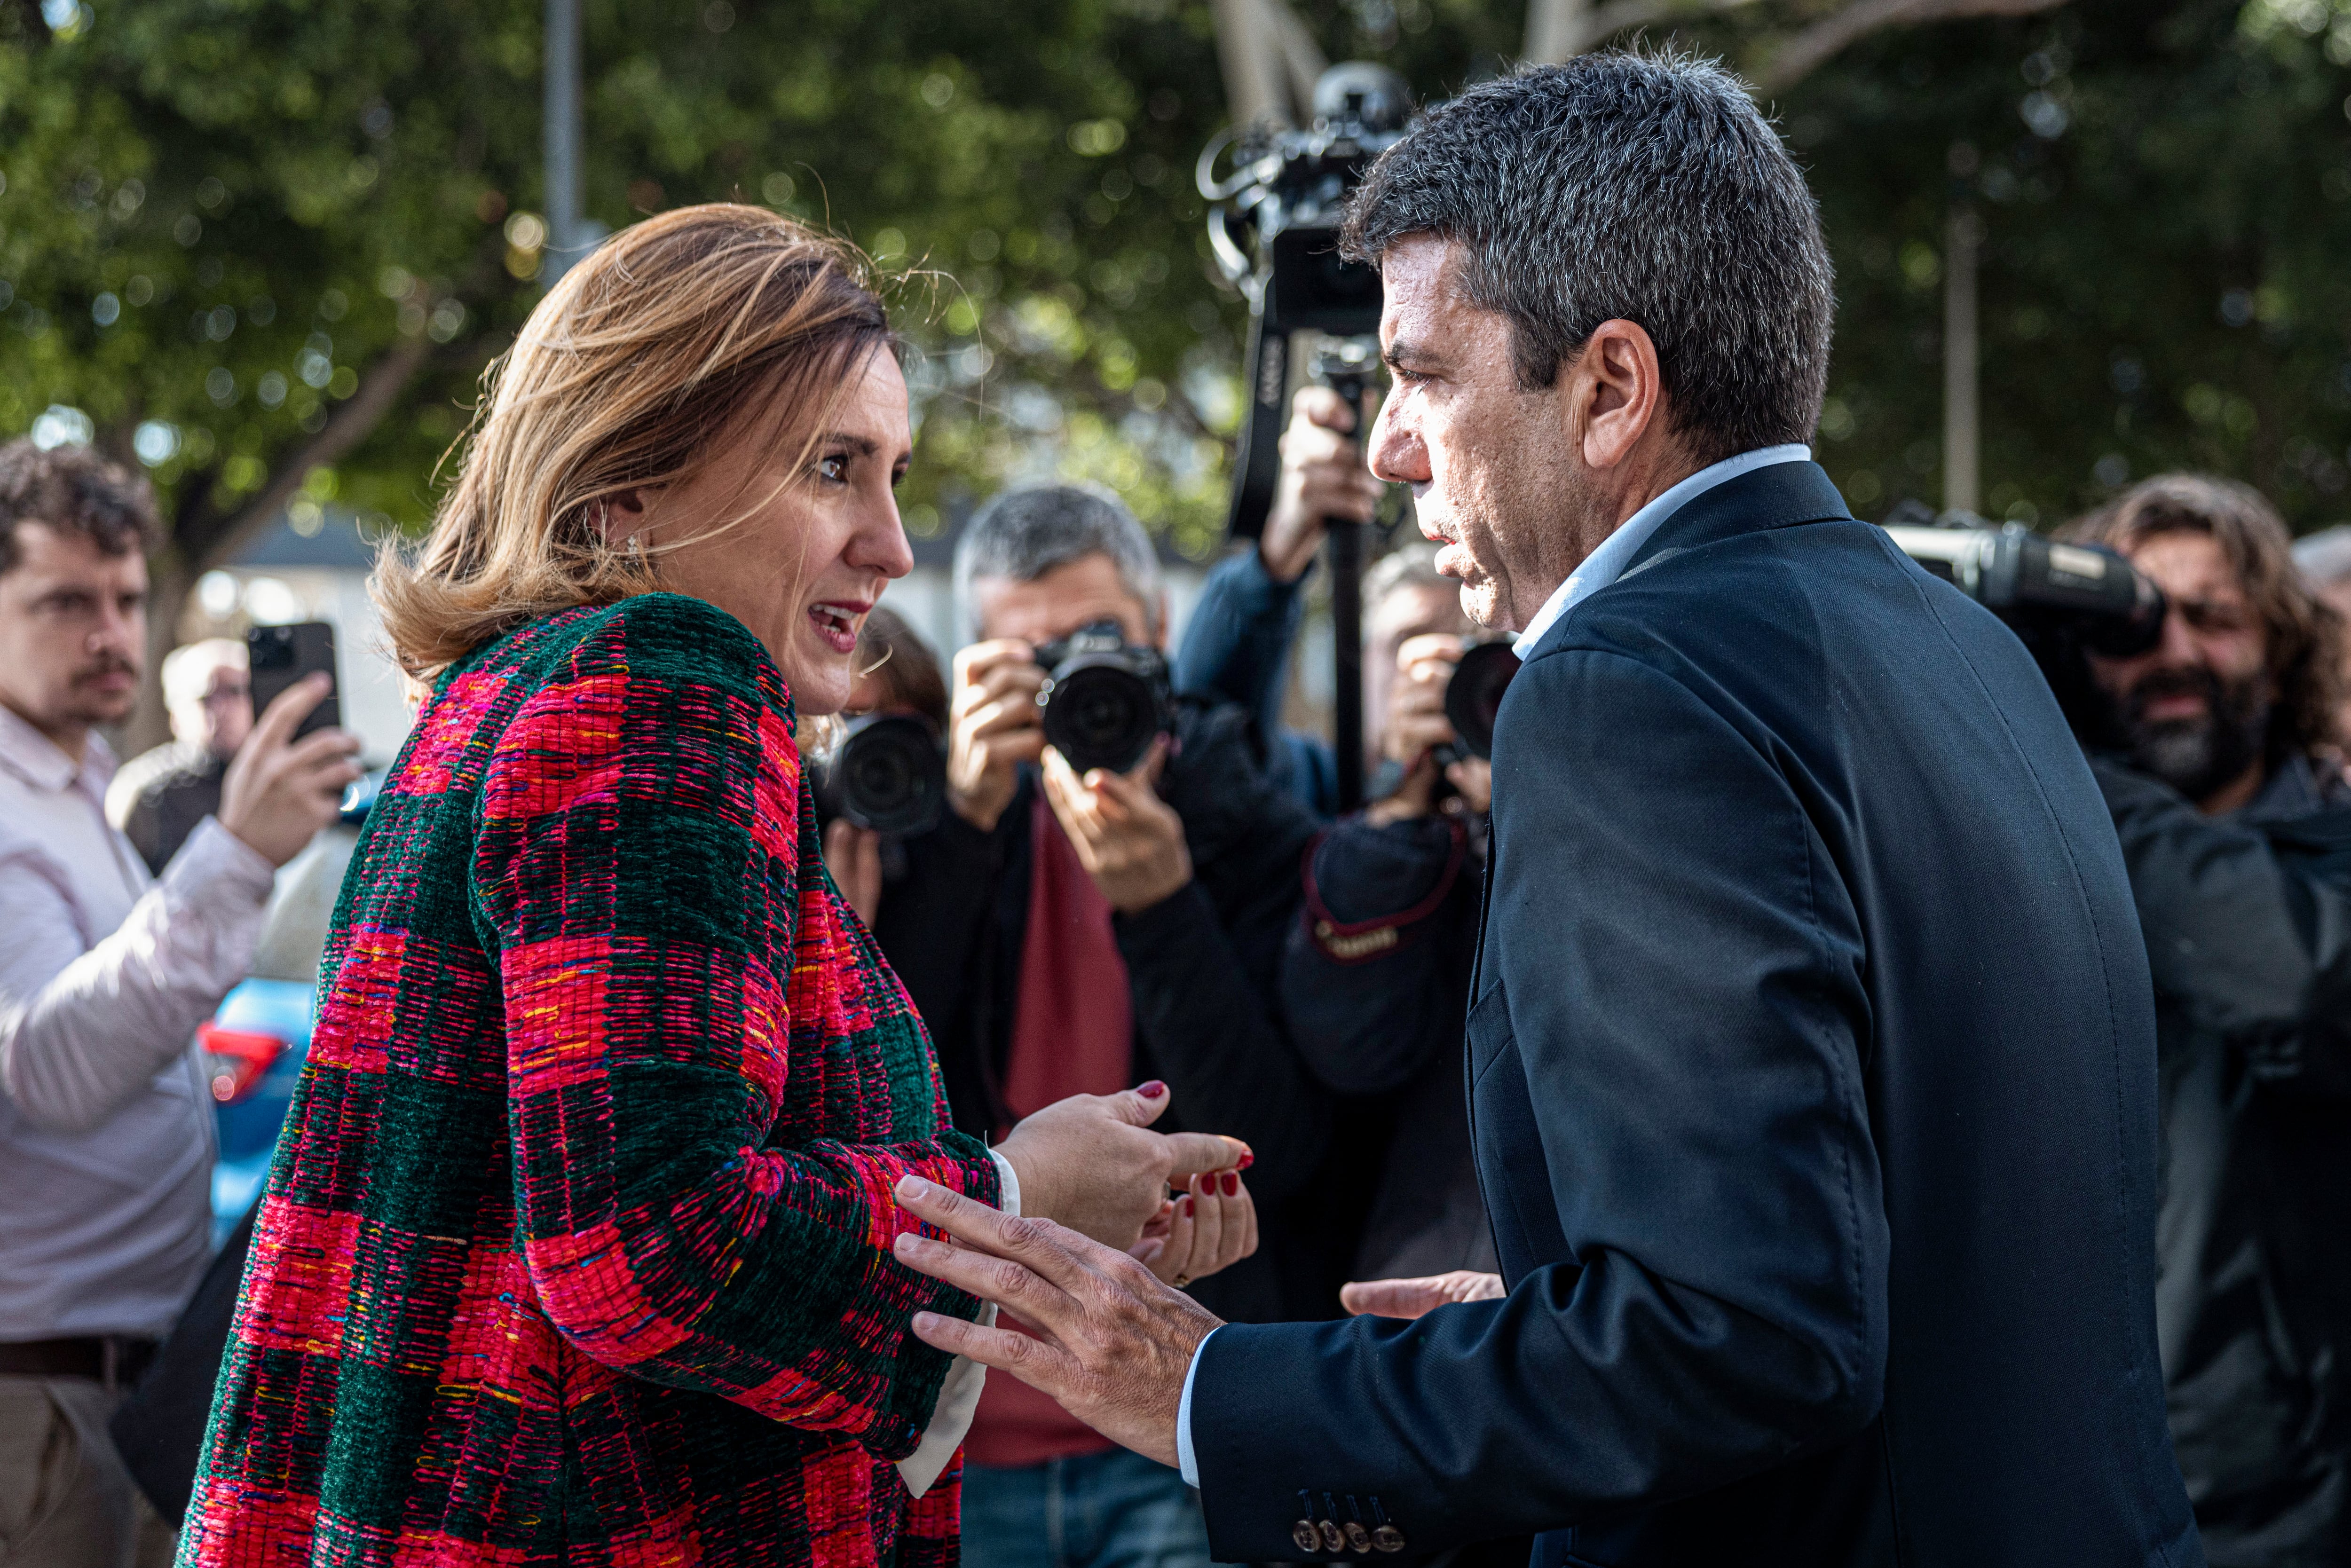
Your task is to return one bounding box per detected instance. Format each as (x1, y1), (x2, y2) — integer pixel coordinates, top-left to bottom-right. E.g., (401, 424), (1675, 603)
(808, 600), (869, 654)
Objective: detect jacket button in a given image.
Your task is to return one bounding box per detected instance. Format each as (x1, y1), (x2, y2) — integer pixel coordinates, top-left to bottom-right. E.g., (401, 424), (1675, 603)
(1344, 1521), (1373, 1553)
(1319, 1520), (1347, 1552)
(1373, 1525), (1406, 1553)
(1293, 1520), (1321, 1554)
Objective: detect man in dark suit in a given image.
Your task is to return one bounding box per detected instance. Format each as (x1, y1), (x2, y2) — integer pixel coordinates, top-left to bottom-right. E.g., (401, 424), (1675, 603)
(891, 50), (2204, 1568)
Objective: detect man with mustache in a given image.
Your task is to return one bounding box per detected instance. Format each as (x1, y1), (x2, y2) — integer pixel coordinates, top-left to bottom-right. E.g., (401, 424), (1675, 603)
(887, 49), (2201, 1568)
(2062, 477), (2351, 1566)
(0, 439), (359, 1566)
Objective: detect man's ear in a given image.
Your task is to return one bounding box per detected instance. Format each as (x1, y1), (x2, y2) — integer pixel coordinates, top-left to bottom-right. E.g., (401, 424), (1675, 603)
(1565, 319), (1664, 473)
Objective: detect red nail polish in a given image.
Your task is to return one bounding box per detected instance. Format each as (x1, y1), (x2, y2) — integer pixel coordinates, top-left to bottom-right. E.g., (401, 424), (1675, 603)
(1183, 1196), (1196, 1216)
(1222, 1172), (1239, 1196)
(1137, 1080), (1168, 1098)
(1237, 1151), (1254, 1171)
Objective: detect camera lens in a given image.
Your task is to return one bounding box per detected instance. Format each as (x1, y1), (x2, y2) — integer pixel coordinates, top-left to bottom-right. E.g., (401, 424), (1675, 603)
(1042, 665), (1161, 775)
(1443, 642), (1522, 761)
(820, 714), (945, 836)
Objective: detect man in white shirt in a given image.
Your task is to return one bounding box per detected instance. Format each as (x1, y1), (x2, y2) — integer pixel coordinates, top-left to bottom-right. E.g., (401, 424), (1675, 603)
(0, 439), (359, 1567)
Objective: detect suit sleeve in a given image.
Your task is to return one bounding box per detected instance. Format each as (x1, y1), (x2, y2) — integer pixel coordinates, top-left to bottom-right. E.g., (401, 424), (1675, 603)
(472, 605), (1001, 1459)
(1191, 646), (1888, 1556)
(1170, 546), (1305, 731)
(2094, 758), (2351, 1098)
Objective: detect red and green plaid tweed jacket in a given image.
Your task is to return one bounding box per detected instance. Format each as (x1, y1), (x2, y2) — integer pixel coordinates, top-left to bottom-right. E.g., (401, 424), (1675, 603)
(181, 595), (1002, 1567)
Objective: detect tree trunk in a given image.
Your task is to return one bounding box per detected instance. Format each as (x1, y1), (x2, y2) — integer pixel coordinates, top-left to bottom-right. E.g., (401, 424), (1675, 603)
(111, 338), (433, 757)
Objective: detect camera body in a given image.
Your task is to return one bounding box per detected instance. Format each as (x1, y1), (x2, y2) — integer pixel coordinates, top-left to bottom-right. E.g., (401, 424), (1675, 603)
(1436, 640), (1522, 764)
(1033, 621), (1173, 776)
(811, 712), (947, 836)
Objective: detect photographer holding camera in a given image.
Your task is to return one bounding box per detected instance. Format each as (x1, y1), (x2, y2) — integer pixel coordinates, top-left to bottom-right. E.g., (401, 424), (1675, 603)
(1171, 385), (1384, 812)
(2056, 475), (2351, 1564)
(866, 484), (1337, 1568)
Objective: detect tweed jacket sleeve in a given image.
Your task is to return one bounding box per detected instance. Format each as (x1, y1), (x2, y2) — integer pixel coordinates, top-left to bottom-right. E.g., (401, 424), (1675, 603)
(470, 597), (1002, 1452)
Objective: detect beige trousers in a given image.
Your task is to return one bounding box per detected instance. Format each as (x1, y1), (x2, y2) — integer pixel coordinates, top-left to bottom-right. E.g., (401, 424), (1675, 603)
(0, 1374), (175, 1568)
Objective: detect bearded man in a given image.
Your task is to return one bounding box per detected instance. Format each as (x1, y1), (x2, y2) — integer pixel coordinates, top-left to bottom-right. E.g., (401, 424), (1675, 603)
(888, 49), (2203, 1568)
(2063, 477), (2351, 1568)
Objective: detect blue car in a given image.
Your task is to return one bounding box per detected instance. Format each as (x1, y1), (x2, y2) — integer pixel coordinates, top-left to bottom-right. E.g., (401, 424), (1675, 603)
(199, 772), (379, 1242)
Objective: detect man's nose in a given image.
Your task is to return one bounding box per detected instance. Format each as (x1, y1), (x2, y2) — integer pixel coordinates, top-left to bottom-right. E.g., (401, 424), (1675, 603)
(2153, 601), (2205, 666)
(1367, 400), (1429, 486)
(91, 602), (139, 654)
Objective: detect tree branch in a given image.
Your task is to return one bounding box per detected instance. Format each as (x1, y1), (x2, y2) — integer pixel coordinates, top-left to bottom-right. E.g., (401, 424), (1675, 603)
(6, 0), (50, 45)
(1754, 0), (2066, 92)
(180, 336), (433, 573)
(1557, 0), (1761, 60)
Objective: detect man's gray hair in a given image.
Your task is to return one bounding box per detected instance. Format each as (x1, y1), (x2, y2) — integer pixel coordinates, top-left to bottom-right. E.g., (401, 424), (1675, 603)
(953, 484), (1162, 641)
(1340, 48), (1835, 464)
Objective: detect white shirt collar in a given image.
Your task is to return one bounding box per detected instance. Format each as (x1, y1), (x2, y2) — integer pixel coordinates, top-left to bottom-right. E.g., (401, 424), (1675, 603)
(1513, 444), (1813, 655)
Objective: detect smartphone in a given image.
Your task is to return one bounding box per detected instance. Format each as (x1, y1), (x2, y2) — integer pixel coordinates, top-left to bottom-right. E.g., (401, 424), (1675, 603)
(245, 621), (342, 740)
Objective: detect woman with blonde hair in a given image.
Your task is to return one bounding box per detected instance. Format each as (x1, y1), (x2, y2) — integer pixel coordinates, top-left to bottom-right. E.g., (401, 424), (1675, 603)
(180, 205), (1251, 1565)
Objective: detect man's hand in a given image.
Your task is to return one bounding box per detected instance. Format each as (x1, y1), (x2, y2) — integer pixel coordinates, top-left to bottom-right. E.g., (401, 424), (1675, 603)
(1262, 386), (1386, 583)
(1369, 633), (1494, 825)
(895, 1174), (1219, 1469)
(946, 639), (1047, 832)
(822, 819), (882, 926)
(218, 674), (363, 867)
(1040, 740), (1191, 914)
(993, 1081), (1247, 1249)
(1339, 1270), (1505, 1320)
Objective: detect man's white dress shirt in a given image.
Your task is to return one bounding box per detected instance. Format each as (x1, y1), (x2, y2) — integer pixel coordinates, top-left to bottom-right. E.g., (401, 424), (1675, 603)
(1174, 442), (1813, 1484)
(0, 703), (275, 1342)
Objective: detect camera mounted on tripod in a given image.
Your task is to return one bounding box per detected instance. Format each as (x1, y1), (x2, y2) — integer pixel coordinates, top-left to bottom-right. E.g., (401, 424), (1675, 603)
(1201, 61), (1414, 543)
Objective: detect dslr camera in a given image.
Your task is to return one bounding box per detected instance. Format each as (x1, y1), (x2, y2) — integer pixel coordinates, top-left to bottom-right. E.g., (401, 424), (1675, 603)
(1436, 640), (1522, 764)
(812, 713), (947, 836)
(1033, 621), (1174, 776)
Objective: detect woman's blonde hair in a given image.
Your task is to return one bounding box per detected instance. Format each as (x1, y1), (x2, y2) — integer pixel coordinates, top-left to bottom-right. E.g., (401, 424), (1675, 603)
(374, 203), (893, 678)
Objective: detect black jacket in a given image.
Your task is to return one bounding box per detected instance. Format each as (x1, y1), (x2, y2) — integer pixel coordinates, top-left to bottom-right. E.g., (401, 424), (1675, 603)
(2098, 754), (2351, 1566)
(872, 696), (1369, 1325)
(1281, 812), (1493, 1282)
(1190, 460), (2201, 1567)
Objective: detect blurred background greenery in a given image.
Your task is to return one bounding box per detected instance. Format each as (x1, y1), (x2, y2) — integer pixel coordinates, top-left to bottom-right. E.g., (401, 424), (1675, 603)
(4, 0), (2351, 704)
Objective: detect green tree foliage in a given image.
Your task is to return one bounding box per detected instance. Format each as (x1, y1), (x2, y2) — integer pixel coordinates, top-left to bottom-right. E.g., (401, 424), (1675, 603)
(6, 0), (2351, 670)
(1775, 0), (2351, 527)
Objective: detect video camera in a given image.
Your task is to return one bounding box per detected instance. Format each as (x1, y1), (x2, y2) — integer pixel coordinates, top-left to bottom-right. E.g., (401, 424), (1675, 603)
(1200, 61), (1414, 543)
(1033, 620), (1174, 776)
(812, 714), (947, 836)
(1882, 505), (2166, 730)
(1882, 510), (2165, 659)
(1201, 62), (1414, 809)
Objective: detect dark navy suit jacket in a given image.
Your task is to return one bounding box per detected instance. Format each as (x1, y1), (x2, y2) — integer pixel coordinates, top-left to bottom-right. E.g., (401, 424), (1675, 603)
(1188, 462), (2204, 1568)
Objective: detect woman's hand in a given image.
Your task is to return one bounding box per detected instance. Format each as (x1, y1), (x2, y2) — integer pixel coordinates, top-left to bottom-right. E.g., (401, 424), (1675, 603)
(994, 1082), (1247, 1250)
(1130, 1168), (1258, 1289)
